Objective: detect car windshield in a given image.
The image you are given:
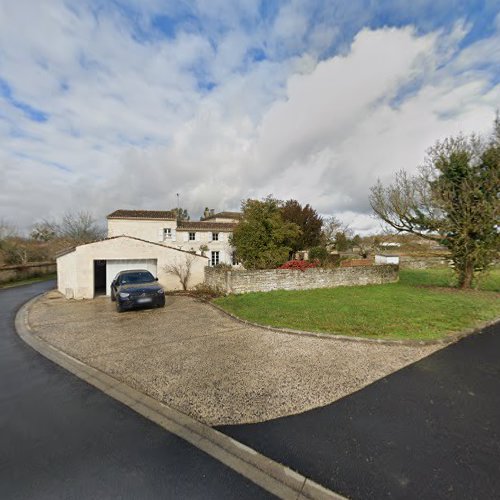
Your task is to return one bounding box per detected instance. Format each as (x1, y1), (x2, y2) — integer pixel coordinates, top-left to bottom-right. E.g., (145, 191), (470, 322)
(120, 271), (155, 284)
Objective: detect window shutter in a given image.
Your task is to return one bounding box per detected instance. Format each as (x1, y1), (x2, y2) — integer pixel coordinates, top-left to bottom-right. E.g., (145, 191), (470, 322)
(158, 229), (164, 242)
(219, 233), (224, 242)
(183, 232), (188, 242)
(172, 229), (176, 242)
(195, 232), (199, 242)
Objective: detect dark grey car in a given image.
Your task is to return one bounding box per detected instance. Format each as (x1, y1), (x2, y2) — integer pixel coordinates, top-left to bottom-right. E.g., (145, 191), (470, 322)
(111, 269), (165, 312)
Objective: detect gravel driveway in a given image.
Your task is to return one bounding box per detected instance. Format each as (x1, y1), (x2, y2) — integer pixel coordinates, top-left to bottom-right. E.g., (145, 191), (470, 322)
(29, 291), (441, 425)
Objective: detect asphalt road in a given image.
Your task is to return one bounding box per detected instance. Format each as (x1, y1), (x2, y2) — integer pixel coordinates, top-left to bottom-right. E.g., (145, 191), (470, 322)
(0, 281), (274, 500)
(220, 321), (500, 499)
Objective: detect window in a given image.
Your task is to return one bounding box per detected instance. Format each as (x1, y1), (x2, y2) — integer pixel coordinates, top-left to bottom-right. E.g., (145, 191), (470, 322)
(232, 251), (238, 266)
(163, 228), (171, 239)
(210, 251), (220, 266)
(212, 232), (219, 241)
(189, 232), (196, 241)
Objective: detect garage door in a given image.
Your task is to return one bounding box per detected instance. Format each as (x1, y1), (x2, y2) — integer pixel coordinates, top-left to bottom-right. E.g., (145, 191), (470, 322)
(105, 259), (157, 296)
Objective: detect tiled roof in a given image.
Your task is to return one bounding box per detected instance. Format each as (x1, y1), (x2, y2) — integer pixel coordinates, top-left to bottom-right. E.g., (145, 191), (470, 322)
(107, 209), (177, 220)
(177, 221), (238, 231)
(201, 211), (241, 221)
(56, 235), (209, 258)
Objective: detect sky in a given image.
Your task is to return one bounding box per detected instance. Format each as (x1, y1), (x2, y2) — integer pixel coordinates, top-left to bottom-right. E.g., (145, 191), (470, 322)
(0, 0), (499, 234)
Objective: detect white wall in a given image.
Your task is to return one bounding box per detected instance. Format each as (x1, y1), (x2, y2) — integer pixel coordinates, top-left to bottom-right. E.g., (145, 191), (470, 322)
(57, 251), (77, 298)
(375, 254), (400, 265)
(210, 217), (240, 223)
(57, 236), (208, 299)
(176, 230), (234, 264)
(107, 219), (177, 243)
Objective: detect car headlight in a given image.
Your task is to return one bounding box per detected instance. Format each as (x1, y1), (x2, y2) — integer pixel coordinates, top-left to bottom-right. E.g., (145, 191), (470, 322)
(157, 289), (164, 294)
(119, 292), (130, 298)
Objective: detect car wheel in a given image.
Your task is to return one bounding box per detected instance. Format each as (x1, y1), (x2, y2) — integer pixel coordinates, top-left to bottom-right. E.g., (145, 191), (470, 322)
(111, 289), (116, 302)
(116, 302), (123, 313)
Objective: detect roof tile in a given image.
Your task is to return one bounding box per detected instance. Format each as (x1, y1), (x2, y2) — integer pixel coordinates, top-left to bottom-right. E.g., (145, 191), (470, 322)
(177, 221), (237, 231)
(107, 209), (176, 220)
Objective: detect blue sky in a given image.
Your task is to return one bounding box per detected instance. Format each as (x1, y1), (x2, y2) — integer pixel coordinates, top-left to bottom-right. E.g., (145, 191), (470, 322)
(0, 0), (499, 232)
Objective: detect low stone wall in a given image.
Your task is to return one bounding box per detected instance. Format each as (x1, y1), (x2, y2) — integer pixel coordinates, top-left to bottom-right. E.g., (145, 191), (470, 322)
(205, 265), (399, 294)
(340, 258), (373, 267)
(0, 261), (56, 285)
(399, 256), (450, 269)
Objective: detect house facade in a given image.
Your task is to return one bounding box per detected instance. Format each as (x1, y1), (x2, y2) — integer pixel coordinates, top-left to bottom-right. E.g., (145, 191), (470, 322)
(107, 209), (239, 266)
(57, 208), (241, 299)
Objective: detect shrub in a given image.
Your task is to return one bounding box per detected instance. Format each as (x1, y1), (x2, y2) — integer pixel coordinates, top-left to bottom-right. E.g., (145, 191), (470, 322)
(278, 259), (319, 271)
(192, 283), (225, 299)
(213, 263), (232, 270)
(308, 246), (329, 265)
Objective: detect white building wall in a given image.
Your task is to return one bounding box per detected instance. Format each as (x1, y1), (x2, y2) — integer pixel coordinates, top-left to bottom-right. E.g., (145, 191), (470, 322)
(107, 219), (177, 243)
(176, 230), (234, 264)
(57, 251), (77, 298)
(57, 237), (208, 299)
(210, 217), (240, 223)
(375, 254), (400, 265)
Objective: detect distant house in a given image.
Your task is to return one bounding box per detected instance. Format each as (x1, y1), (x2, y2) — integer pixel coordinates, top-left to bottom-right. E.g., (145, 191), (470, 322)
(57, 208), (241, 299)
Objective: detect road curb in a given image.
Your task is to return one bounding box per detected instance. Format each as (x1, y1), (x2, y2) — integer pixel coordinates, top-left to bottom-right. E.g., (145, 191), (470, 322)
(15, 293), (346, 500)
(207, 300), (500, 347)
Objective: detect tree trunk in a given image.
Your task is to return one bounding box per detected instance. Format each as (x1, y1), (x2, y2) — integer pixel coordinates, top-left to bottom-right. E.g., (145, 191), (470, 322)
(459, 261), (474, 289)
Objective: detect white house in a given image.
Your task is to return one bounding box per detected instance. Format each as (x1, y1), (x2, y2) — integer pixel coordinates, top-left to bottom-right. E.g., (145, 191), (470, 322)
(107, 209), (239, 266)
(57, 208), (240, 299)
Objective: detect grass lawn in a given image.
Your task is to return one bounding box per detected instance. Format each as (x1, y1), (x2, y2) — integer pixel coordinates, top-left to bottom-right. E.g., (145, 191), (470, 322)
(214, 268), (500, 341)
(0, 273), (57, 289)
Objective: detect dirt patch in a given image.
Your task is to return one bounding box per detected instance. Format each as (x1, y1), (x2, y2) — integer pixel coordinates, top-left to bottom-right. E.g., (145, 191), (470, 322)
(29, 291), (441, 425)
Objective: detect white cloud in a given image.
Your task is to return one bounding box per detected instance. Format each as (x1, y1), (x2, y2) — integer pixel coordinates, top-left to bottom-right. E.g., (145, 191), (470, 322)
(0, 1), (498, 236)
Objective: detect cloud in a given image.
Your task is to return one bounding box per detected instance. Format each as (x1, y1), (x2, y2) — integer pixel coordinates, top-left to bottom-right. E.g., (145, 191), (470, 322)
(0, 1), (499, 235)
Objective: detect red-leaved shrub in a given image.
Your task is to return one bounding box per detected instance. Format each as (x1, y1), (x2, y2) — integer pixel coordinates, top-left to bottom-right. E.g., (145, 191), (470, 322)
(278, 259), (319, 271)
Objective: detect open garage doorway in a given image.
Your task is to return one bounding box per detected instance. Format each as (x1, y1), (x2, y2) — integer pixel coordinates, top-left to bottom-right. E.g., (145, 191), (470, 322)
(93, 260), (107, 296)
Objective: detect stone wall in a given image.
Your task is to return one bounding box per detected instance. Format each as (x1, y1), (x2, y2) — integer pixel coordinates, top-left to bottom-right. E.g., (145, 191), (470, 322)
(399, 255), (450, 269)
(205, 264), (398, 294)
(0, 261), (56, 285)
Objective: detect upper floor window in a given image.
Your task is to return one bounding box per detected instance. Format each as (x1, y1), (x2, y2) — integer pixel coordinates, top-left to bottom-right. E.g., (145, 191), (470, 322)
(163, 228), (171, 239)
(212, 232), (219, 241)
(189, 232), (196, 241)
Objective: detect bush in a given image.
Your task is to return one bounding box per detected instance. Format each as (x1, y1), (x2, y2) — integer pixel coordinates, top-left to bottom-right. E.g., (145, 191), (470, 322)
(213, 263), (232, 270)
(308, 246), (329, 265)
(278, 259), (319, 271)
(192, 283), (225, 299)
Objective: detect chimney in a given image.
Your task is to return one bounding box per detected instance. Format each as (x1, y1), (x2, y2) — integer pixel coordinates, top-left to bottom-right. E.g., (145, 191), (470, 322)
(203, 207), (210, 219)
(209, 209), (215, 216)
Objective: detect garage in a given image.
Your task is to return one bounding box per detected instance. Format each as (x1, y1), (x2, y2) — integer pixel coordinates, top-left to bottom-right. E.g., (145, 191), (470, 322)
(56, 235), (208, 299)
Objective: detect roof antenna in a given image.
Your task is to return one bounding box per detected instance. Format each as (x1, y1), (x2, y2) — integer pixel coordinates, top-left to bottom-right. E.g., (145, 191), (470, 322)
(176, 193), (180, 221)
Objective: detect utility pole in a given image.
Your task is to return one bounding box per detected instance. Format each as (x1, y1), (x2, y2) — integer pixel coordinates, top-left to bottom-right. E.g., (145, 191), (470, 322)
(176, 193), (180, 221)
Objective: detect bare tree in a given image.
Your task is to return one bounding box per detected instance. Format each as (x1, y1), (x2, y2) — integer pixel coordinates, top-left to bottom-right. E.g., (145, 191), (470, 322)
(0, 219), (18, 241)
(369, 170), (440, 241)
(43, 211), (105, 244)
(31, 221), (57, 241)
(322, 216), (351, 249)
(163, 254), (197, 290)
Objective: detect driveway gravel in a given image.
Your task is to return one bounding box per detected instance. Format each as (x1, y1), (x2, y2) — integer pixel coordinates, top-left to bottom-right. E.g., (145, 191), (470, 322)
(29, 291), (441, 425)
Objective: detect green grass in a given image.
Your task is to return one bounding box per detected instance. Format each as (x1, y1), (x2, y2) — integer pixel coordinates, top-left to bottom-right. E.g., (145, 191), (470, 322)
(214, 268), (500, 341)
(0, 273), (57, 289)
